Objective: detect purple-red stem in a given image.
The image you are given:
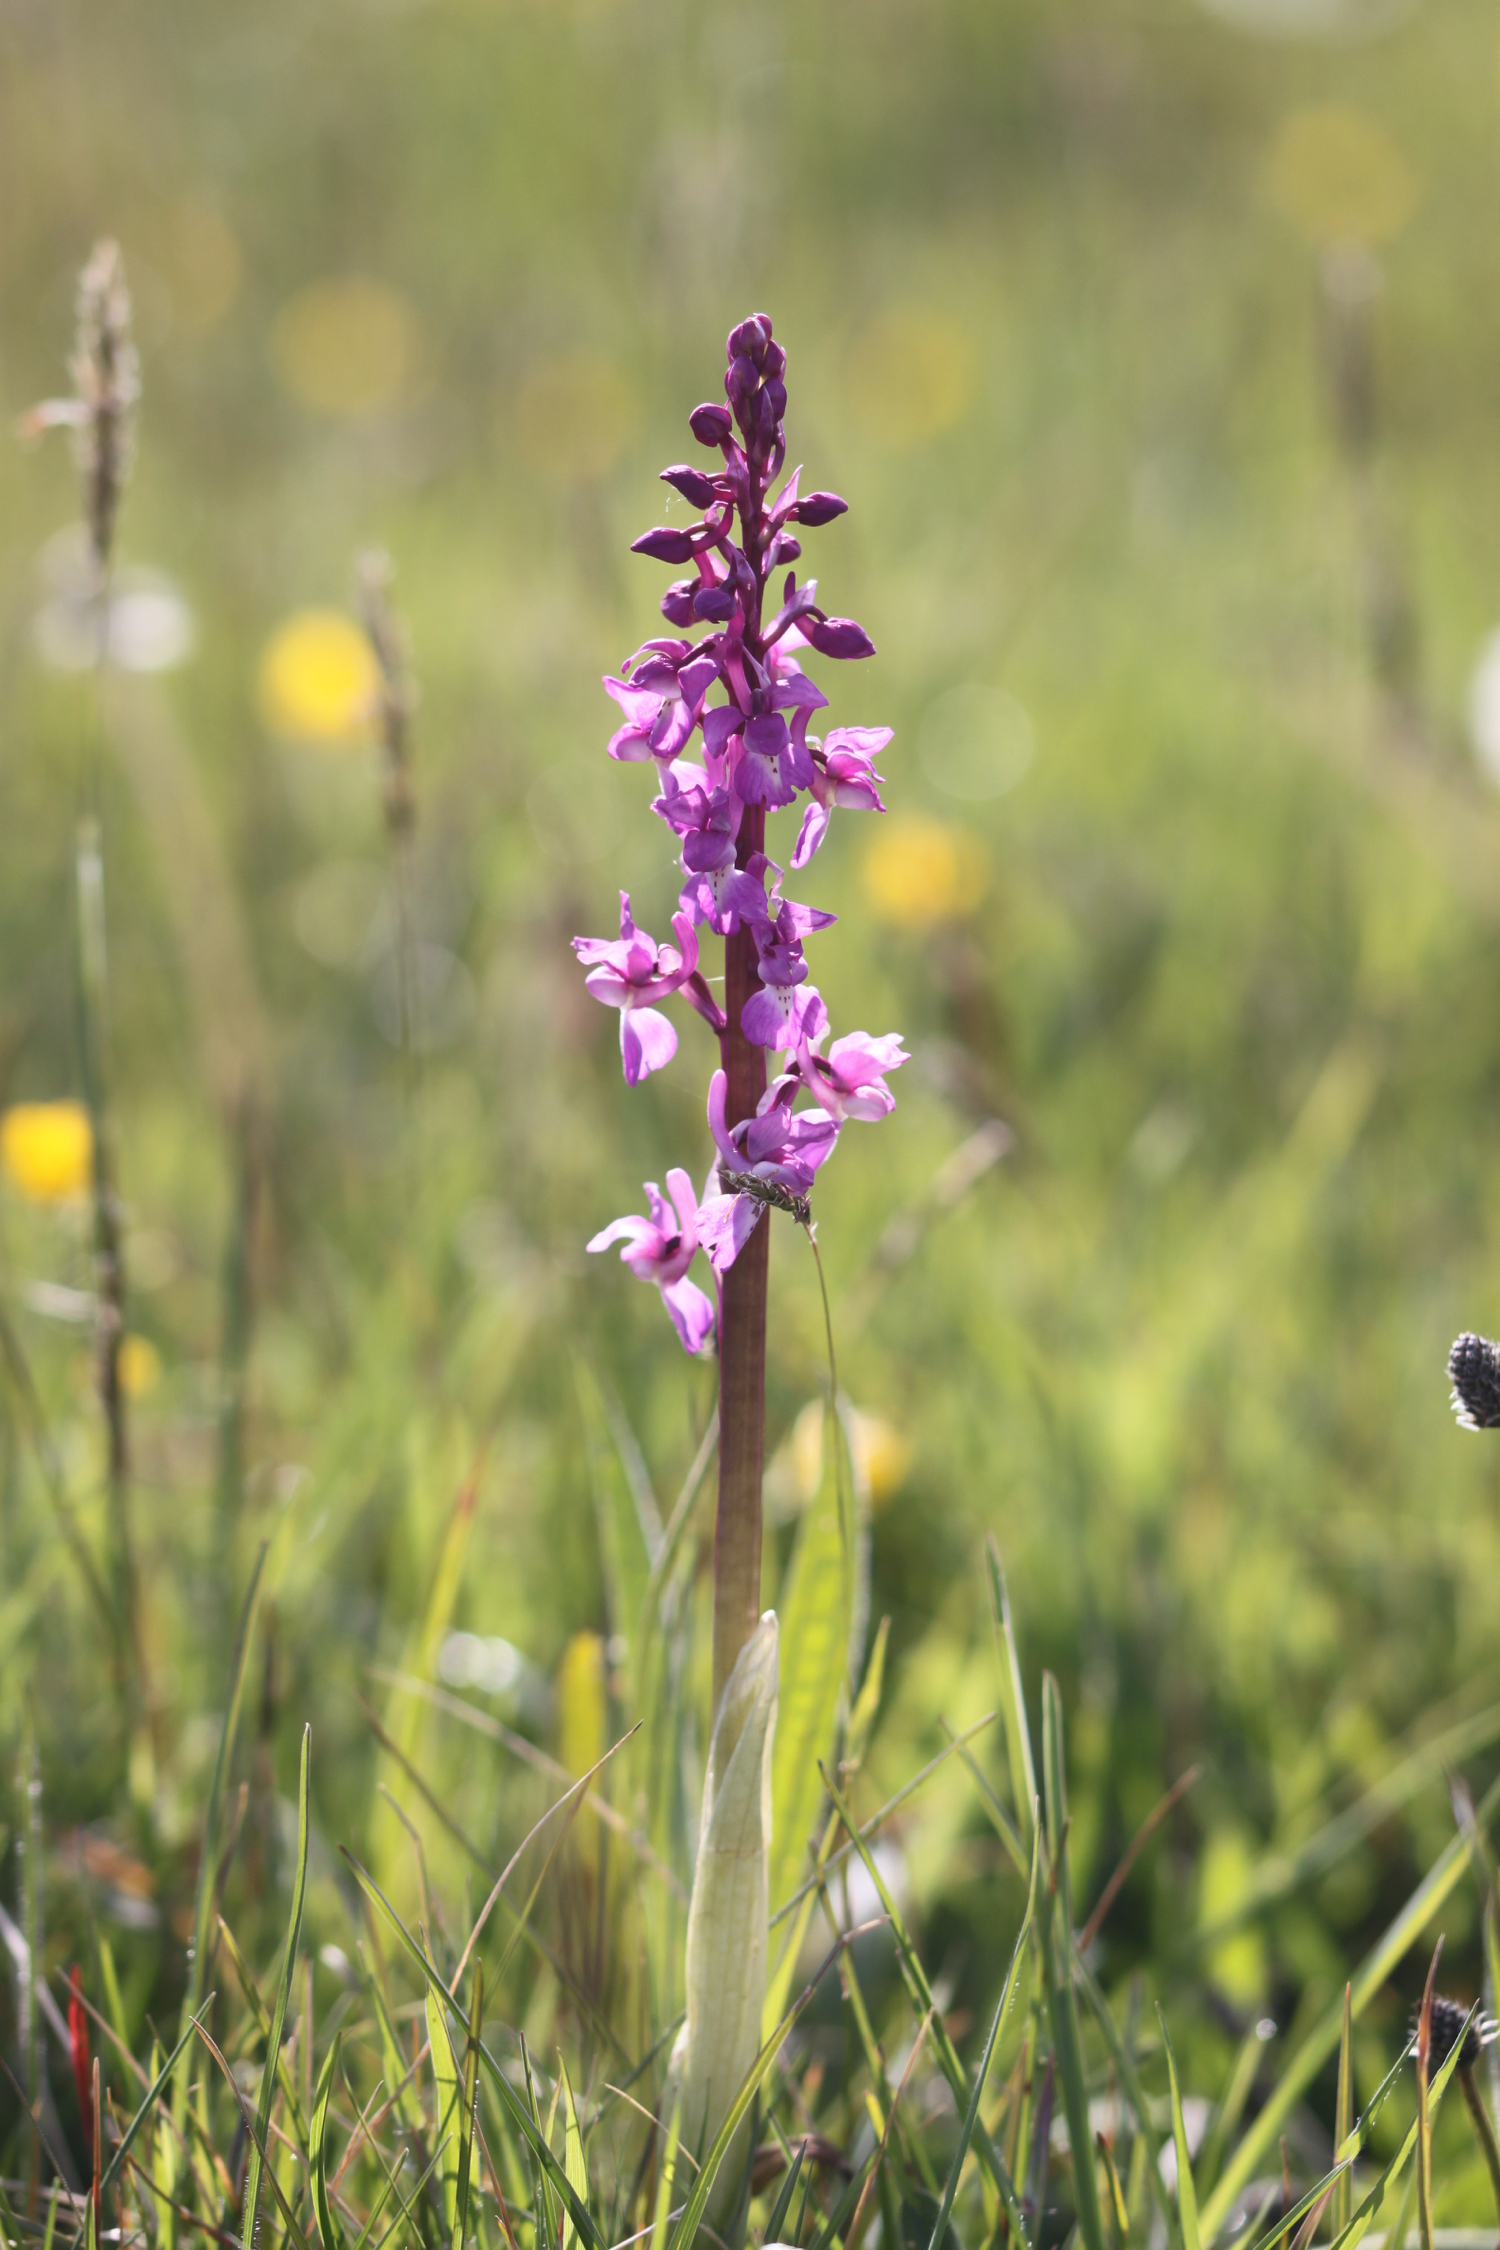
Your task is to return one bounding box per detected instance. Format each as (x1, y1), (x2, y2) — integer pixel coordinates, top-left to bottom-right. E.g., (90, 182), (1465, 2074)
(711, 449), (773, 1712)
(713, 823), (769, 1710)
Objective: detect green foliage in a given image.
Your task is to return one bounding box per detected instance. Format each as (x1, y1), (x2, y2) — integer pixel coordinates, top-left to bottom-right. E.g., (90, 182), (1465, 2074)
(8, 2), (1500, 2243)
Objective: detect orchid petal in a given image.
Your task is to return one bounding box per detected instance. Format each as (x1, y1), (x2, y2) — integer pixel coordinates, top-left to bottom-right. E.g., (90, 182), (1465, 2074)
(621, 1006), (678, 1084)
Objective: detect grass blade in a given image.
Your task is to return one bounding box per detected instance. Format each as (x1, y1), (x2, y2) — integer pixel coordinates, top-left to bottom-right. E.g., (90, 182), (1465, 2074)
(98, 2012), (205, 2200)
(576, 1361), (656, 1670)
(428, 1985), (463, 2238)
(217, 1913), (310, 2145)
(666, 1946), (841, 2250)
(1415, 1943), (1441, 2250)
(242, 1724), (312, 2250)
(343, 1850), (605, 2250)
(819, 1765), (1031, 2249)
(765, 1620), (893, 2031)
(926, 1830), (1038, 2250)
(762, 2137), (805, 2246)
(182, 1542), (268, 2030)
(769, 1712), (995, 1930)
(1186, 1700), (1500, 1958)
(770, 1400), (855, 1916)
(1039, 1676), (1105, 2250)
(559, 2062), (588, 2250)
(648, 2094), (683, 2250)
(454, 1962), (483, 2250)
(1334, 1983), (1353, 2238)
(987, 1538), (1037, 1843)
(312, 2035), (345, 2250)
(1073, 1960), (1174, 2245)
(1322, 2001), (1476, 2250)
(1157, 2010), (1200, 2250)
(1197, 1772), (1500, 2241)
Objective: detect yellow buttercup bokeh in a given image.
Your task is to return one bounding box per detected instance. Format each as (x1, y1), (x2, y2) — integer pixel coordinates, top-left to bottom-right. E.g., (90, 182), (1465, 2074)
(1, 1100), (93, 1202)
(270, 276), (418, 416)
(862, 814), (987, 928)
(1267, 105), (1418, 248)
(258, 610), (379, 746)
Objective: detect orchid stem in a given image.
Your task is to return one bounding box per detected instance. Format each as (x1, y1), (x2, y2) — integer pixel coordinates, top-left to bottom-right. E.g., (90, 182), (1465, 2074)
(712, 903), (769, 1713)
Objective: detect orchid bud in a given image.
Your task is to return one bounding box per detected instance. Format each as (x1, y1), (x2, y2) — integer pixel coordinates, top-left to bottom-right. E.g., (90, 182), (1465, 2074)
(632, 525), (699, 565)
(662, 463), (719, 507)
(794, 491), (848, 526)
(806, 615), (876, 659)
(689, 401), (733, 447)
(668, 1615), (778, 2217)
(728, 314), (772, 367)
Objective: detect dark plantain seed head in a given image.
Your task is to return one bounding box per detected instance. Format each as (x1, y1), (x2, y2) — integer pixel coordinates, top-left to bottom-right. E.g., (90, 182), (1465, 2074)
(1448, 1333), (1500, 1431)
(1420, 1995), (1491, 2073)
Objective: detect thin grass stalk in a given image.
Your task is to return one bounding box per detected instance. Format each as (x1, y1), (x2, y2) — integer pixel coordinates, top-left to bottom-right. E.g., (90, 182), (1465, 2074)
(1414, 1943), (1440, 2250)
(214, 1092), (260, 1624)
(1334, 1983), (1353, 2238)
(357, 553), (421, 1085)
(70, 246), (147, 1754)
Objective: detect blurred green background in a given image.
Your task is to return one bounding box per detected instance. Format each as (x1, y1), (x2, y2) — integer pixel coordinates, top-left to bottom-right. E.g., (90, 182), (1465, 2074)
(5, 0), (1500, 2179)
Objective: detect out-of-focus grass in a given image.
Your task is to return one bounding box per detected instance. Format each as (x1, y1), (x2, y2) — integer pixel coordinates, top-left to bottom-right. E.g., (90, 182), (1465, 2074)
(4, 0), (1500, 2203)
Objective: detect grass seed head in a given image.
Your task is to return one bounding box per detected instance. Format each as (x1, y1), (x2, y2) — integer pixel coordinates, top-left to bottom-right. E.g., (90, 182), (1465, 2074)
(71, 239), (139, 579)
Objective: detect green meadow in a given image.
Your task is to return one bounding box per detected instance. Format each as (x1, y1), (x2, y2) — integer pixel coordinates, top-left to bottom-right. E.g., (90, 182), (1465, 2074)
(4, 0), (1500, 2243)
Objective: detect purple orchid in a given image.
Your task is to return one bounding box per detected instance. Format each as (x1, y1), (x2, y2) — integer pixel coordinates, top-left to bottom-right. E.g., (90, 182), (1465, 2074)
(792, 726), (892, 869)
(789, 1025), (909, 1123)
(574, 313), (905, 1356)
(572, 893), (717, 1085)
(587, 1170), (716, 1354)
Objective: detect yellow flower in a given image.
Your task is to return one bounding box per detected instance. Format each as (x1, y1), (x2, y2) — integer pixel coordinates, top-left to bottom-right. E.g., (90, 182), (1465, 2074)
(1266, 106), (1418, 248)
(258, 611), (378, 746)
(777, 1398), (912, 1514)
(862, 814), (987, 928)
(1, 1100), (93, 1202)
(557, 1630), (607, 1783)
(119, 1335), (162, 1398)
(270, 276), (417, 416)
(847, 309), (979, 447)
(853, 1412), (914, 1508)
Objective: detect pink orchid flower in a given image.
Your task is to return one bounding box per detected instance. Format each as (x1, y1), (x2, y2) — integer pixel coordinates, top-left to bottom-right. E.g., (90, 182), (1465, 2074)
(587, 1170), (716, 1354)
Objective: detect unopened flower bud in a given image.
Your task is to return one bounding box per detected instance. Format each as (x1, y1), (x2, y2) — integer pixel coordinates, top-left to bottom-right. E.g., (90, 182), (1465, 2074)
(661, 464), (719, 507)
(728, 314), (772, 367)
(689, 401), (733, 447)
(632, 525), (699, 565)
(726, 354), (759, 415)
(806, 615), (876, 659)
(794, 491), (848, 526)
